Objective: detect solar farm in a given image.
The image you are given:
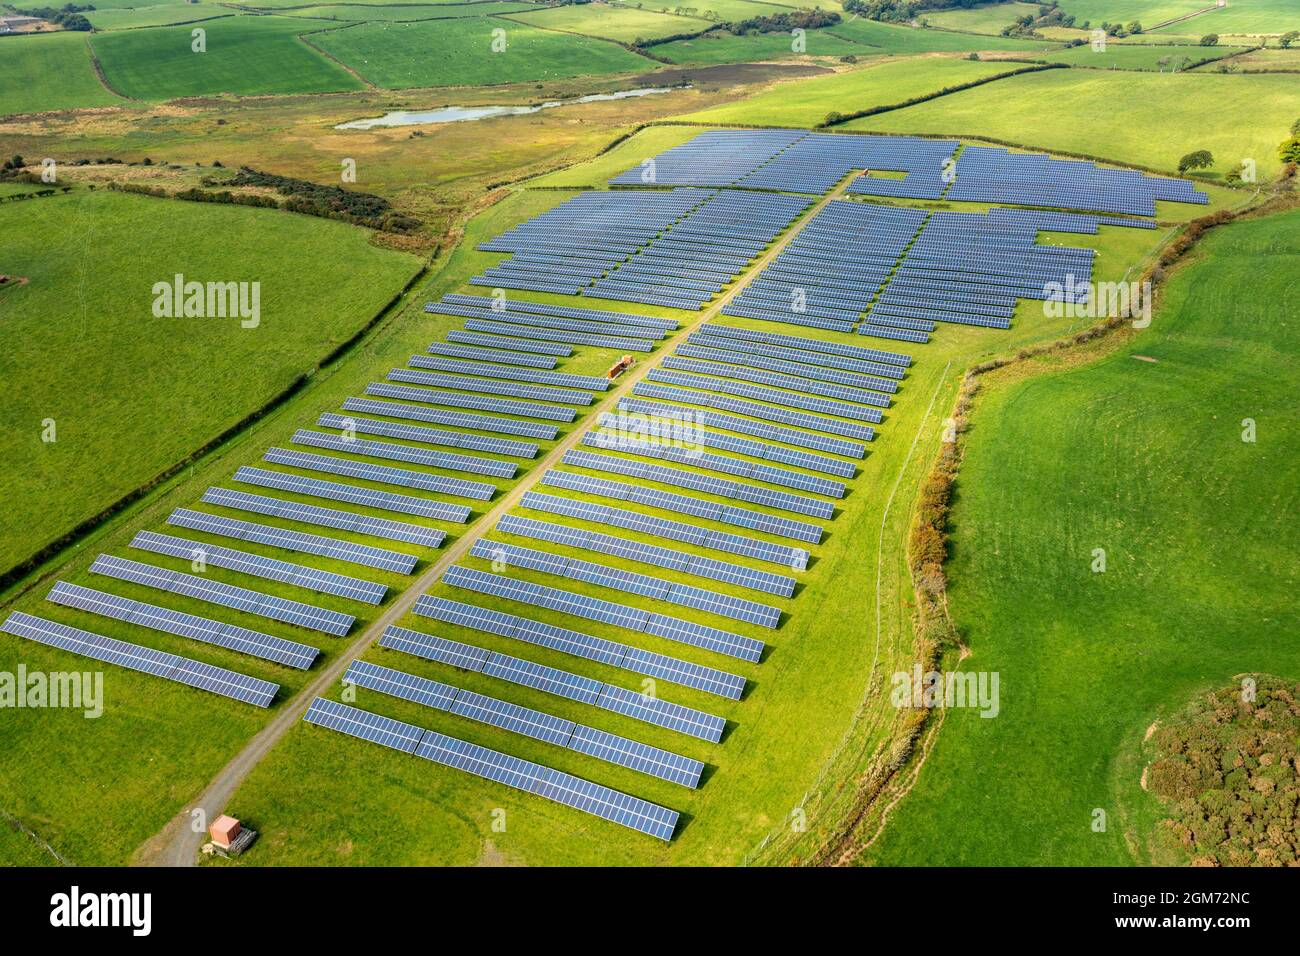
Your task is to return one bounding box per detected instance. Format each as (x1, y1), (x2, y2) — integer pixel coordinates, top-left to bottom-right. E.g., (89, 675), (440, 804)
(2, 5), (1296, 886)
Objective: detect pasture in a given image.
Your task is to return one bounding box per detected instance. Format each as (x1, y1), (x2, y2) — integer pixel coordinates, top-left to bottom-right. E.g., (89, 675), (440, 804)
(277, 3), (536, 20)
(1151, 0), (1300, 34)
(824, 16), (1059, 52)
(1030, 40), (1249, 69)
(84, 4), (233, 30)
(652, 29), (868, 65)
(845, 68), (1300, 176)
(308, 16), (653, 88)
(1056, 0), (1212, 27)
(864, 208), (1300, 865)
(921, 2), (1041, 34)
(91, 16), (363, 100)
(0, 33), (125, 117)
(0, 189), (420, 581)
(504, 4), (713, 42)
(676, 57), (1025, 127)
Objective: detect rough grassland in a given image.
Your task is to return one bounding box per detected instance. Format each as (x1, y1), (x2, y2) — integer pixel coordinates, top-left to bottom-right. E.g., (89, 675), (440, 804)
(91, 16), (363, 100)
(0, 190), (420, 579)
(0, 33), (125, 117)
(865, 208), (1300, 866)
(504, 4), (712, 42)
(676, 57), (1030, 127)
(846, 69), (1299, 176)
(309, 16), (653, 89)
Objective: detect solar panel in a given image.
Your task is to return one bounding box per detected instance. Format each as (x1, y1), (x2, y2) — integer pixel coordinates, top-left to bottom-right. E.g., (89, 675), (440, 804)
(263, 447), (493, 504)
(290, 430), (519, 479)
(387, 368), (595, 407)
(205, 486), (452, 545)
(88, 554), (355, 637)
(366, 380), (578, 422)
(317, 413), (538, 459)
(341, 396), (559, 440)
(232, 467), (466, 523)
(2, 611), (278, 707)
(129, 530), (387, 605)
(46, 581), (319, 670)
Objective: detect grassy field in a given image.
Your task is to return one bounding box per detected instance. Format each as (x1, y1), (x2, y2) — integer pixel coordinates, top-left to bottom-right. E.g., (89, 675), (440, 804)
(91, 16), (363, 100)
(84, 4), (233, 30)
(309, 16), (653, 88)
(864, 207), (1300, 866)
(0, 33), (125, 117)
(921, 2), (1041, 34)
(1151, 0), (1300, 34)
(1057, 0), (1213, 26)
(825, 16), (1060, 52)
(845, 68), (1299, 177)
(653, 28), (870, 64)
(1030, 40), (1249, 69)
(676, 57), (1027, 126)
(504, 4), (712, 42)
(281, 2), (536, 20)
(644, 0), (798, 17)
(1225, 45), (1300, 68)
(0, 189), (420, 580)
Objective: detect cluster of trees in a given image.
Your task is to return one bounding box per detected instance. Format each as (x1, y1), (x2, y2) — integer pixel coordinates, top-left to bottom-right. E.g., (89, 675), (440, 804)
(1178, 149), (1213, 174)
(1278, 117), (1300, 169)
(728, 8), (841, 35)
(1146, 678), (1300, 866)
(7, 3), (95, 30)
(1280, 31), (1298, 48)
(841, 0), (919, 23)
(205, 167), (421, 233)
(1001, 3), (1082, 38)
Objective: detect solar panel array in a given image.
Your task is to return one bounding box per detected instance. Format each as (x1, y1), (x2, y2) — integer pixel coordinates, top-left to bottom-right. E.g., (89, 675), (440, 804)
(344, 659), (703, 788)
(340, 396), (558, 441)
(204, 486), (453, 546)
(3, 611), (278, 707)
(303, 697), (679, 840)
(316, 412), (538, 459)
(289, 429), (519, 479)
(607, 128), (805, 186)
(379, 625), (726, 741)
(747, 133), (959, 197)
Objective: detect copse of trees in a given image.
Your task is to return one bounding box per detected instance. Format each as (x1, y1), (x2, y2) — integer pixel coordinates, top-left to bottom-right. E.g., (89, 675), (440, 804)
(203, 167), (421, 233)
(1200, 33), (1219, 46)
(729, 8), (840, 34)
(1280, 31), (1298, 49)
(8, 3), (95, 29)
(1178, 149), (1214, 174)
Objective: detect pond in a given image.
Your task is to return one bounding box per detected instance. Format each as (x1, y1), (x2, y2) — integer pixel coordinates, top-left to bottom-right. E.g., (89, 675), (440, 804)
(334, 87), (685, 130)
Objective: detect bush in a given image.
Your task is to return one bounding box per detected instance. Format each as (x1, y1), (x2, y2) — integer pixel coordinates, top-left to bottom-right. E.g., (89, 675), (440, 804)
(1177, 149), (1213, 175)
(1200, 33), (1219, 46)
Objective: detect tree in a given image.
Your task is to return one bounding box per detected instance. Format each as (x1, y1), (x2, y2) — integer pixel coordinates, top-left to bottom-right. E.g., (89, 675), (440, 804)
(1279, 137), (1300, 166)
(1200, 33), (1219, 46)
(1279, 31), (1298, 49)
(1178, 150), (1214, 174)
(1127, 20), (1142, 34)
(1291, 117), (1300, 137)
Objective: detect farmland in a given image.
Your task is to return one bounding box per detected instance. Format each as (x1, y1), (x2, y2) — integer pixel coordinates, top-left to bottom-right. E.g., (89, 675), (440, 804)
(1028, 40), (1249, 70)
(504, 4), (713, 42)
(308, 16), (653, 88)
(0, 189), (421, 580)
(0, 33), (125, 117)
(864, 208), (1300, 866)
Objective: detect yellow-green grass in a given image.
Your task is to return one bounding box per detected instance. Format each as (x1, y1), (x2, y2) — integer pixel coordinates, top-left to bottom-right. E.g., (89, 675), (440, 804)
(653, 28), (870, 64)
(1057, 0), (1210, 26)
(0, 33), (125, 117)
(278, 2), (536, 20)
(91, 16), (363, 100)
(0, 189), (420, 580)
(83, 3), (232, 30)
(675, 56), (1032, 127)
(921, 1), (1041, 34)
(0, 823), (59, 866)
(1224, 45), (1300, 67)
(1030, 40), (1249, 68)
(824, 15), (1061, 52)
(527, 124), (708, 188)
(308, 16), (653, 89)
(505, 4), (712, 42)
(641, 0), (797, 18)
(201, 149), (1183, 867)
(864, 207), (1300, 866)
(1150, 0), (1300, 34)
(844, 68), (1299, 177)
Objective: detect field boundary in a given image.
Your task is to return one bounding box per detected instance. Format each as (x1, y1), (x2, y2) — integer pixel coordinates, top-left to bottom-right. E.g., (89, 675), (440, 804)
(83, 35), (135, 103)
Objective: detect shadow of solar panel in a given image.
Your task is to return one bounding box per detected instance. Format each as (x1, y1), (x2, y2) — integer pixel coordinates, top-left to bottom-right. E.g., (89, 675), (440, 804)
(166, 508), (417, 574)
(89, 554), (355, 637)
(2, 612), (278, 707)
(341, 396), (559, 441)
(130, 530), (387, 605)
(47, 581), (320, 670)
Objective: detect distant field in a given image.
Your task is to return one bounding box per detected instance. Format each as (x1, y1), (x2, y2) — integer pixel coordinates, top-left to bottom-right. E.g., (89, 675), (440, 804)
(677, 57), (1023, 127)
(84, 3), (232, 30)
(505, 4), (712, 42)
(922, 1), (1040, 34)
(647, 0), (796, 17)
(652, 28), (868, 65)
(865, 208), (1300, 866)
(309, 16), (652, 88)
(825, 16), (1060, 51)
(0, 190), (420, 579)
(0, 33), (125, 117)
(91, 16), (363, 100)
(1056, 0), (1211, 26)
(281, 2), (534, 19)
(1154, 0), (1300, 34)
(1032, 40), (1248, 69)
(1226, 45), (1300, 67)
(847, 68), (1299, 176)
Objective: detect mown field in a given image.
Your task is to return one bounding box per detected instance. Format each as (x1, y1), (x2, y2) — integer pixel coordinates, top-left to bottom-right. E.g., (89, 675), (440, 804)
(84, 3), (232, 30)
(676, 57), (1033, 126)
(91, 16), (363, 100)
(1029, 40), (1249, 69)
(309, 15), (653, 88)
(0, 33), (125, 117)
(865, 207), (1300, 866)
(0, 189), (420, 581)
(1150, 0), (1300, 34)
(504, 4), (712, 42)
(921, 1), (1041, 34)
(846, 68), (1299, 176)
(279, 2), (536, 20)
(824, 16), (1059, 52)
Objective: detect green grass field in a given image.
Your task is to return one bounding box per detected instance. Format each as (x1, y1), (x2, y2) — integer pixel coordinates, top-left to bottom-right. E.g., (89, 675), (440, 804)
(653, 28), (869, 64)
(91, 16), (363, 100)
(280, 2), (535, 20)
(84, 4), (232, 30)
(505, 4), (712, 42)
(1151, 0), (1300, 34)
(1057, 0), (1212, 27)
(825, 16), (1060, 52)
(1031, 40), (1248, 69)
(309, 16), (653, 89)
(921, 2), (1041, 34)
(676, 57), (1026, 126)
(647, 0), (797, 18)
(865, 207), (1300, 866)
(845, 68), (1299, 176)
(0, 189), (420, 580)
(0, 33), (125, 117)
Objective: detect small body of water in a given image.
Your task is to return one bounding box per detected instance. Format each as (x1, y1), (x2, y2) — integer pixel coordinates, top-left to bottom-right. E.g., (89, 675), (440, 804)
(335, 86), (685, 130)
